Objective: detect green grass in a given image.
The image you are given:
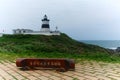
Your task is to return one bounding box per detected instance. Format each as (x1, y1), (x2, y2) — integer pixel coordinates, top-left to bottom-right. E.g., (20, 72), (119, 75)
(0, 52), (120, 63)
(0, 33), (119, 63)
(0, 34), (108, 54)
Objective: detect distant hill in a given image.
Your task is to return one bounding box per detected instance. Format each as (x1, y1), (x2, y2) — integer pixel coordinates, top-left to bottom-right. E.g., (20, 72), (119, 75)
(0, 33), (109, 54)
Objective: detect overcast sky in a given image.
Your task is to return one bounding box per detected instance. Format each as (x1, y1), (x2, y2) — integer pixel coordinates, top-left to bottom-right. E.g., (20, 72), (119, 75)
(0, 0), (120, 40)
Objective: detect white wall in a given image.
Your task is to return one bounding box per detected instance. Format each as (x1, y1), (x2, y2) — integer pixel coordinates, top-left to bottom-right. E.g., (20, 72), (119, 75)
(42, 21), (49, 24)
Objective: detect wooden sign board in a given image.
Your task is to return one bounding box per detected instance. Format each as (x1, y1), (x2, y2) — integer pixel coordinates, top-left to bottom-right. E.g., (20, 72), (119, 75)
(16, 58), (75, 72)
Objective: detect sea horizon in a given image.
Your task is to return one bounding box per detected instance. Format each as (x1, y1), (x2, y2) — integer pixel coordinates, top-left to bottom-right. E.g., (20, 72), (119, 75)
(79, 40), (120, 50)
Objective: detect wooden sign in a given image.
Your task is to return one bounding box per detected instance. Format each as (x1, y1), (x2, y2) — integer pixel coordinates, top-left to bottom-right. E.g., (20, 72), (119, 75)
(16, 58), (75, 72)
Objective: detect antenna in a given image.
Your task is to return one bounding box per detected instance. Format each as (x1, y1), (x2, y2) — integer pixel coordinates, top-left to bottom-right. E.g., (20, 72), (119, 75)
(3, 29), (4, 33)
(55, 26), (58, 31)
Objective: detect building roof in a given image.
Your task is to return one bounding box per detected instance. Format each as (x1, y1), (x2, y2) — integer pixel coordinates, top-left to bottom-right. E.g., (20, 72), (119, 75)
(42, 15), (49, 21)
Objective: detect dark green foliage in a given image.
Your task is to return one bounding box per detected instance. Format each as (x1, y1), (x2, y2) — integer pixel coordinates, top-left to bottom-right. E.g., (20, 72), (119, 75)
(0, 33), (108, 54)
(0, 33), (117, 62)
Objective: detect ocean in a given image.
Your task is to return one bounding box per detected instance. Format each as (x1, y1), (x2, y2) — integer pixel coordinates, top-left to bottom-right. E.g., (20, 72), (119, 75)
(79, 40), (120, 49)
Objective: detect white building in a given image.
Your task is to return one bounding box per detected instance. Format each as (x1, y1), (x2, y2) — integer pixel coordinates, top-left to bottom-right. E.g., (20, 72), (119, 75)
(13, 29), (33, 34)
(13, 15), (60, 35)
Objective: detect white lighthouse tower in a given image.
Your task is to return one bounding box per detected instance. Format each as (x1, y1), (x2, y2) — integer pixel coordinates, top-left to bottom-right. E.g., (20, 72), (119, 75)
(41, 15), (50, 32)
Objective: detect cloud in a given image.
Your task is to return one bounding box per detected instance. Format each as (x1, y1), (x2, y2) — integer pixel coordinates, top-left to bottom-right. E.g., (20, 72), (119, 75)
(0, 0), (120, 40)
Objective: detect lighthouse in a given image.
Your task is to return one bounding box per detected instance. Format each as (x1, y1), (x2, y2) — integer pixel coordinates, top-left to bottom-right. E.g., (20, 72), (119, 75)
(41, 15), (50, 32)
(13, 15), (60, 35)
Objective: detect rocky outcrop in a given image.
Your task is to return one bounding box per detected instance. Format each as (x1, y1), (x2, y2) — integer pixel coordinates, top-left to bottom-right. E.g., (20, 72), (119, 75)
(116, 47), (120, 52)
(108, 47), (120, 54)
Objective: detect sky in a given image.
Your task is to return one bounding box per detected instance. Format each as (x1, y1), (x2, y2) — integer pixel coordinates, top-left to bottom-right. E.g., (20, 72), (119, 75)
(0, 0), (120, 40)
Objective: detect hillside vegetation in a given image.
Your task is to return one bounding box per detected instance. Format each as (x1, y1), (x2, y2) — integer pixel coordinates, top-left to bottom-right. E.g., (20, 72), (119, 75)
(0, 33), (118, 62)
(0, 33), (108, 54)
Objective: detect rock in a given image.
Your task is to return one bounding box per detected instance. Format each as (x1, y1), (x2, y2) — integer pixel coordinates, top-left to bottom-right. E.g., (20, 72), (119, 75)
(107, 48), (116, 54)
(116, 47), (120, 52)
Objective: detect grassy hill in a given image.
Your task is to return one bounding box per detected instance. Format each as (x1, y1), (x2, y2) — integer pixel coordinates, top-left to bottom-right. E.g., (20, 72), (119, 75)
(0, 33), (119, 62)
(0, 33), (108, 54)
